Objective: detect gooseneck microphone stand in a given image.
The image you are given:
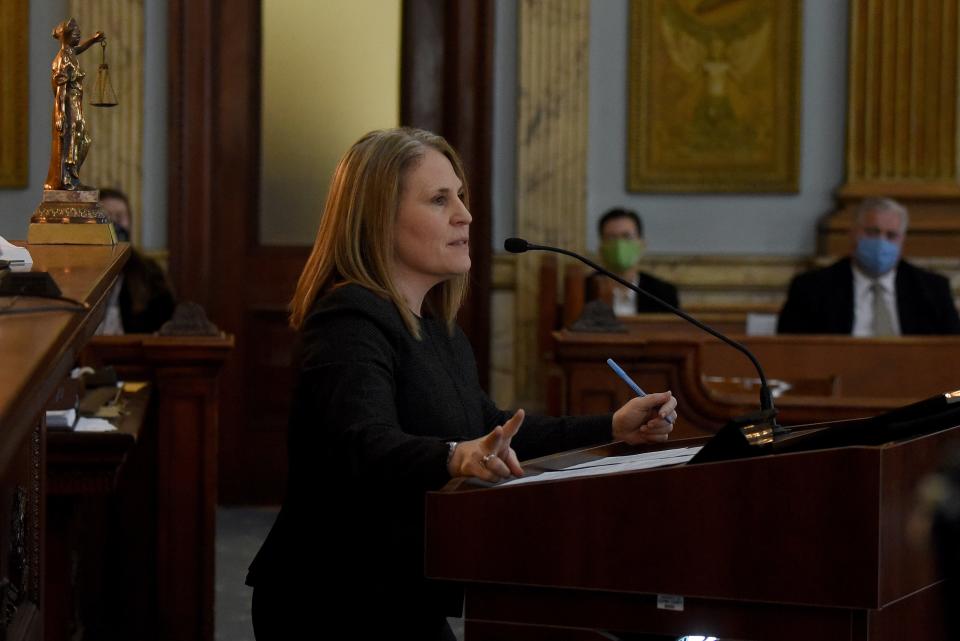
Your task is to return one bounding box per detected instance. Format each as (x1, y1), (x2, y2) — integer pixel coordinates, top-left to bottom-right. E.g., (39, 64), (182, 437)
(504, 237), (786, 459)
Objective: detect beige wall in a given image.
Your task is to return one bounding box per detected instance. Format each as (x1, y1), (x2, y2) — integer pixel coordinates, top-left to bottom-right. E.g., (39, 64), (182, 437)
(259, 0), (400, 246)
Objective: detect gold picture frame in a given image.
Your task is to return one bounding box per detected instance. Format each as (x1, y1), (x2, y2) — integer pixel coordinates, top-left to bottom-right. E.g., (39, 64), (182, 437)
(628, 0), (802, 192)
(0, 0), (28, 188)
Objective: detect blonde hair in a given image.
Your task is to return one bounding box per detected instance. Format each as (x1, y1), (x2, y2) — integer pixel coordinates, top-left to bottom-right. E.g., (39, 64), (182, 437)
(289, 127), (469, 337)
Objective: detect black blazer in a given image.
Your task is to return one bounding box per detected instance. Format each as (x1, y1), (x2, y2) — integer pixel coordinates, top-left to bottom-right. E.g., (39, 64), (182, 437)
(586, 271), (680, 313)
(118, 249), (176, 333)
(777, 257), (960, 335)
(247, 284), (612, 619)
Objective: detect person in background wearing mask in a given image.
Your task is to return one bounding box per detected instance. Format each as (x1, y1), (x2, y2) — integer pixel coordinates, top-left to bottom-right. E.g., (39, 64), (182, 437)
(586, 207), (679, 316)
(97, 188), (177, 334)
(778, 197), (960, 335)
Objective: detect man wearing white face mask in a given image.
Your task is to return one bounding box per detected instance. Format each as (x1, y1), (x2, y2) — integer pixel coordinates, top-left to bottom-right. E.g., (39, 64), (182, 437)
(778, 198), (960, 335)
(586, 208), (679, 316)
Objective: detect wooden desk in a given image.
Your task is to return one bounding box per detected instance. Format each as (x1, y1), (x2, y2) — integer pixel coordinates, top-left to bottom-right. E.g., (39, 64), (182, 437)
(552, 330), (960, 438)
(0, 244), (128, 641)
(621, 312), (750, 336)
(45, 385), (148, 641)
(46, 385), (147, 495)
(77, 334), (234, 641)
(425, 424), (954, 640)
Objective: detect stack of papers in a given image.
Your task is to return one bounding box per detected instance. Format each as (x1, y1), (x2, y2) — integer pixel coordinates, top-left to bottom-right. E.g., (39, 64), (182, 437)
(500, 445), (702, 487)
(75, 417), (118, 432)
(46, 408), (77, 430)
(0, 236), (32, 268)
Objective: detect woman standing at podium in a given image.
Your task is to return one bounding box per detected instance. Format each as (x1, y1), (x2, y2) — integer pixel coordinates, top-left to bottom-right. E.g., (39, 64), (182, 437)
(246, 128), (677, 640)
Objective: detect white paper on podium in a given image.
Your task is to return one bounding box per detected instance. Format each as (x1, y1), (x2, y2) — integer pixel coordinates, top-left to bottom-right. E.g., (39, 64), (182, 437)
(74, 417), (118, 432)
(499, 445), (702, 487)
(0, 236), (33, 268)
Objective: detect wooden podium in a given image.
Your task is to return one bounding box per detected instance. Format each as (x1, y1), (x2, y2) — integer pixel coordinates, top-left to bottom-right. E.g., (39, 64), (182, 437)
(425, 423), (955, 640)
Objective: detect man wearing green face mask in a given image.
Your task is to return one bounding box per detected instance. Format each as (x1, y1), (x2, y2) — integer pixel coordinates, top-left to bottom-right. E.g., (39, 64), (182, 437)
(586, 208), (679, 316)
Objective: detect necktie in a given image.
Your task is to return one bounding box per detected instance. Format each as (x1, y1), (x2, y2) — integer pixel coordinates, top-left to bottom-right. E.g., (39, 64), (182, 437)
(871, 281), (895, 337)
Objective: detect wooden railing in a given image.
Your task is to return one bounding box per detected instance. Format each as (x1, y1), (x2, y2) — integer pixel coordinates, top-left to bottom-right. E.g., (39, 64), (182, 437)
(552, 329), (960, 438)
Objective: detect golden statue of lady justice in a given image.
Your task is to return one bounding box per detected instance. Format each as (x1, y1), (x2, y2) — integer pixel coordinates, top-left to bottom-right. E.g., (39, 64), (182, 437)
(29, 17), (118, 244)
(44, 18), (105, 191)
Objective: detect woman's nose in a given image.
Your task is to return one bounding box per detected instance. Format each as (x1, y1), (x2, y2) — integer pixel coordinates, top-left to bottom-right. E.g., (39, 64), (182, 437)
(453, 200), (472, 224)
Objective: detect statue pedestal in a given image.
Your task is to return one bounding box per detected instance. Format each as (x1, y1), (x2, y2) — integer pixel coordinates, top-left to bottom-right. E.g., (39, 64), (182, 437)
(28, 190), (117, 245)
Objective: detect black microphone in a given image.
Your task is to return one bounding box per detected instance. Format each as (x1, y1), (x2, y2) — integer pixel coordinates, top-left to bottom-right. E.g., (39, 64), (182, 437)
(504, 237), (782, 432)
(503, 237), (530, 254)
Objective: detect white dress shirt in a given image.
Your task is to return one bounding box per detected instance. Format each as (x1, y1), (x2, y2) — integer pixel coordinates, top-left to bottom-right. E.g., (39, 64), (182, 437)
(95, 275), (125, 336)
(612, 285), (637, 317)
(852, 265), (900, 337)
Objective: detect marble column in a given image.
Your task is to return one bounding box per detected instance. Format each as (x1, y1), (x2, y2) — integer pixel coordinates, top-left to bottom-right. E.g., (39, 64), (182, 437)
(514, 0), (591, 406)
(68, 0), (144, 244)
(822, 0), (960, 256)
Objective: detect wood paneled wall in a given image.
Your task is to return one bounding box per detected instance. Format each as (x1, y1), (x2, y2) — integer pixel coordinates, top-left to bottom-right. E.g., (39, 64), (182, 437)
(401, 0), (495, 389)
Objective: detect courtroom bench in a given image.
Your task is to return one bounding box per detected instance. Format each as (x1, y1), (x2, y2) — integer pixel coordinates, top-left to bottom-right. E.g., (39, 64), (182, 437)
(551, 330), (960, 438)
(65, 333), (233, 641)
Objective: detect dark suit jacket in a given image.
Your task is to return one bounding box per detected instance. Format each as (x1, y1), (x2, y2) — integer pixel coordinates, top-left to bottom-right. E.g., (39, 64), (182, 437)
(118, 250), (176, 334)
(777, 257), (960, 335)
(586, 271), (680, 313)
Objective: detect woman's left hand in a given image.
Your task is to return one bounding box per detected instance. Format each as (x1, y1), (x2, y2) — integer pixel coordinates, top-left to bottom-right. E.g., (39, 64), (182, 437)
(612, 391), (677, 445)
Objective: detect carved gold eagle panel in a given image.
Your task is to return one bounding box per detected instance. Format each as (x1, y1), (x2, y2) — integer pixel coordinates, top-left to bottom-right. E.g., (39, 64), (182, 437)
(628, 0), (802, 192)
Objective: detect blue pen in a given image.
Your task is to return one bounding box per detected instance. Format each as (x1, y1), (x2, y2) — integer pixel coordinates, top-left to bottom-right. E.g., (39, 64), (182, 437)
(606, 358), (647, 397)
(607, 358), (676, 424)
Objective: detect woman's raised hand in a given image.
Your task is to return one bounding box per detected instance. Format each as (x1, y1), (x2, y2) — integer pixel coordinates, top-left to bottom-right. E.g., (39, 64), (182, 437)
(448, 409), (525, 482)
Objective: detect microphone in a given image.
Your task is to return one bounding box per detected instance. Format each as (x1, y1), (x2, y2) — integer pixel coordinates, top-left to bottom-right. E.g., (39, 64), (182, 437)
(504, 237), (782, 440)
(503, 237), (530, 254)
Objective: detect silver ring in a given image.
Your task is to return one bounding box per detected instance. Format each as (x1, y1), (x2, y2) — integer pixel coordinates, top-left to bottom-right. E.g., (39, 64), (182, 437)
(481, 453), (497, 466)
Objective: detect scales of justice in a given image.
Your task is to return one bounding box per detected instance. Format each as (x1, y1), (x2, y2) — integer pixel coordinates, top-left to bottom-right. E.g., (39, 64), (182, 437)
(29, 17), (120, 245)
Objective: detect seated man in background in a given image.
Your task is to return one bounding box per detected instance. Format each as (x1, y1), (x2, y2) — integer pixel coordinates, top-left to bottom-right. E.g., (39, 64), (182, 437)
(778, 197), (960, 336)
(586, 207), (679, 315)
(97, 188), (177, 334)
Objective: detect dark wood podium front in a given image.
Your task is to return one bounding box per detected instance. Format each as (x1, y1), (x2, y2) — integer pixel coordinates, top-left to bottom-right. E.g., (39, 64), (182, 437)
(425, 427), (955, 640)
